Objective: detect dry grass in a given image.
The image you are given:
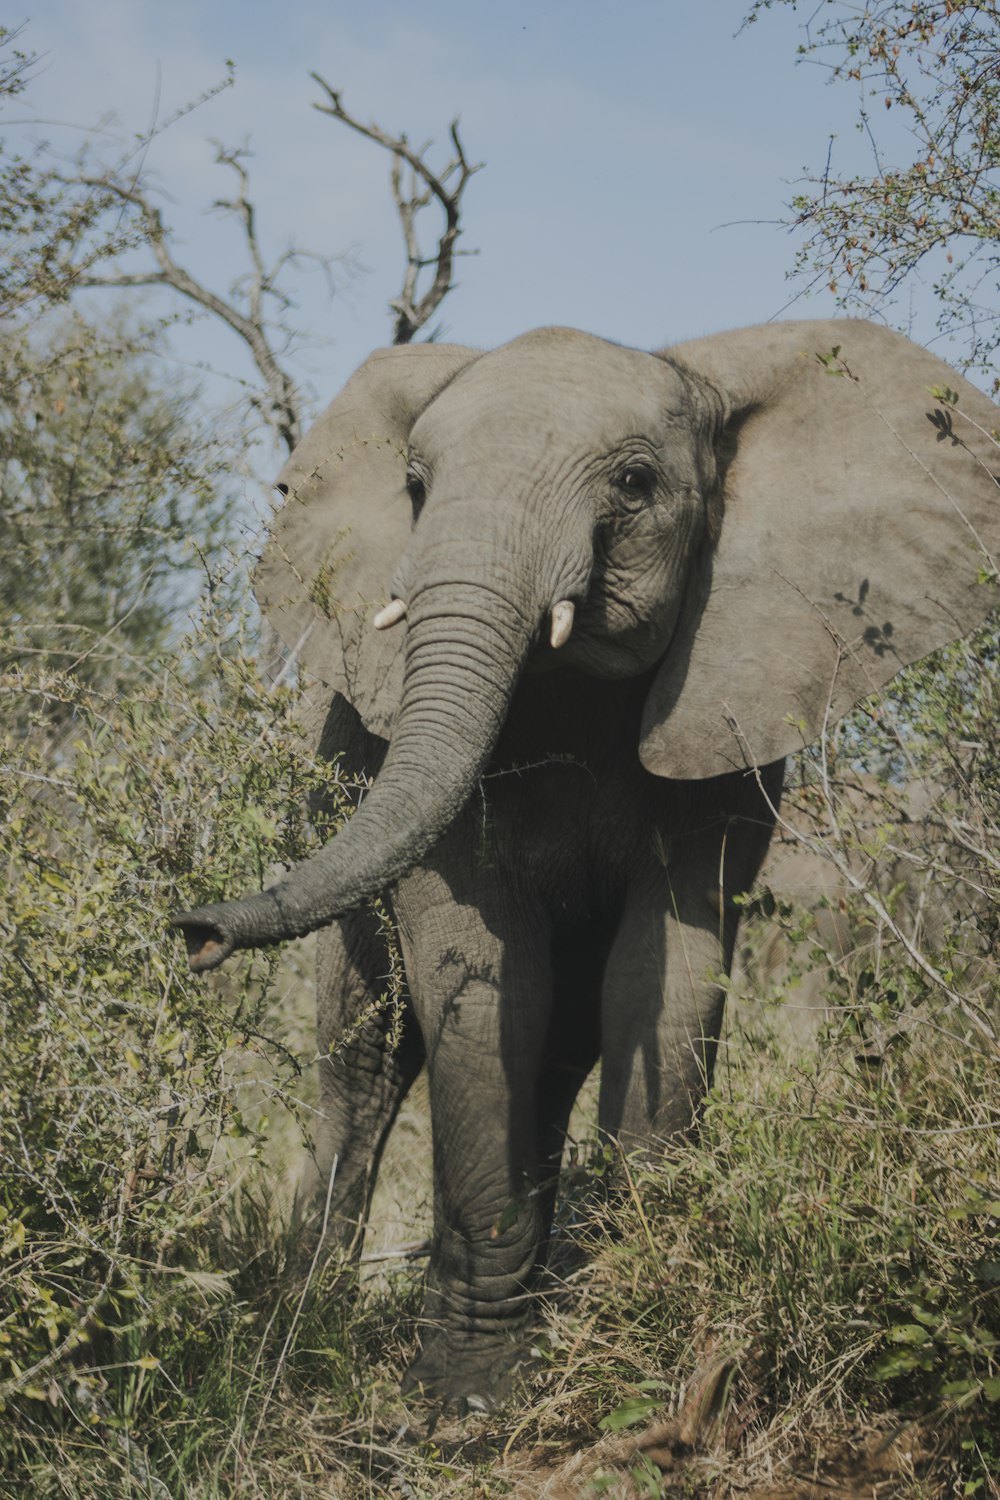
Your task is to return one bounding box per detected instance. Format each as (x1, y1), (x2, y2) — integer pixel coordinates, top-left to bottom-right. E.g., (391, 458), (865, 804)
(191, 1006), (994, 1500)
(4, 671), (997, 1498)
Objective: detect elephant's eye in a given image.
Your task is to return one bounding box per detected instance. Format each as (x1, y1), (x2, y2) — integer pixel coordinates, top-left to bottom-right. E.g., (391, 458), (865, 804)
(615, 463), (656, 505)
(405, 468), (427, 519)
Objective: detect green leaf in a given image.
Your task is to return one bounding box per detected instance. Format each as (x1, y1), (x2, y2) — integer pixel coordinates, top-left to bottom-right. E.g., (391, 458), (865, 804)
(630, 1453), (664, 1497)
(492, 1198), (521, 1237)
(599, 1396), (660, 1432)
(872, 1349), (921, 1380)
(887, 1323), (931, 1345)
(942, 1379), (980, 1405)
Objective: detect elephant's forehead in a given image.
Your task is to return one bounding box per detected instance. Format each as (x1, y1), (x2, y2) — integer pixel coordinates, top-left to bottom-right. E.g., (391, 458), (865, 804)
(413, 328), (687, 454)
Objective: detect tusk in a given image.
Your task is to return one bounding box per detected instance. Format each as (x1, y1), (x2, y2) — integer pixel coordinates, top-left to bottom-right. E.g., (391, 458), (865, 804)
(549, 600), (575, 649)
(373, 598), (407, 631)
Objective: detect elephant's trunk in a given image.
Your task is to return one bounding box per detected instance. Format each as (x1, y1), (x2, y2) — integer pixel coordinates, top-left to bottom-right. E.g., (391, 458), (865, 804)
(173, 577), (536, 971)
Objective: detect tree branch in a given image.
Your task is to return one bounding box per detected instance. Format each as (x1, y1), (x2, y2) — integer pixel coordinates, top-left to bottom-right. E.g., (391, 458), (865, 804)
(310, 77), (482, 344)
(71, 163), (304, 454)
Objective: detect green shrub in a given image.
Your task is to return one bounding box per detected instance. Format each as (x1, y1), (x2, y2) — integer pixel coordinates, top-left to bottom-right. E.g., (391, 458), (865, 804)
(0, 617), (372, 1490)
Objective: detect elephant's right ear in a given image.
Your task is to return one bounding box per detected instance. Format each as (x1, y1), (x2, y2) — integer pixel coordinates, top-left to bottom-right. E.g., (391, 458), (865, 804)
(254, 343), (480, 736)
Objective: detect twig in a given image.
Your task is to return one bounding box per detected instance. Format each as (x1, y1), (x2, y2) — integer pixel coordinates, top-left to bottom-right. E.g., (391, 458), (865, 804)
(311, 77), (482, 344)
(248, 1154), (338, 1454)
(71, 161), (304, 453)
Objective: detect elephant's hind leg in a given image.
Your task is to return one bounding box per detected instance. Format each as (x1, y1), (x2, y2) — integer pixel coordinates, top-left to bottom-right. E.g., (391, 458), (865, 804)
(532, 923), (605, 1257)
(300, 905), (424, 1260)
(599, 765), (782, 1150)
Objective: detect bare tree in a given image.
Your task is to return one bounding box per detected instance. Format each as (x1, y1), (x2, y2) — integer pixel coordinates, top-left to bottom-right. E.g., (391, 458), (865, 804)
(311, 76), (482, 345)
(64, 87), (481, 453)
(71, 147), (338, 454)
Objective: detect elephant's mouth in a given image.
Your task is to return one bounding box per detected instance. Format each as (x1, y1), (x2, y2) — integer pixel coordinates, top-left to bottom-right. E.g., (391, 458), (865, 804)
(549, 589), (680, 680)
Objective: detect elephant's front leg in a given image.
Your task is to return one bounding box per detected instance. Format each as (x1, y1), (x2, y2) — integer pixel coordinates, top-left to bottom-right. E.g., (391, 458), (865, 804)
(393, 862), (552, 1413)
(600, 766), (782, 1148)
(300, 907), (424, 1260)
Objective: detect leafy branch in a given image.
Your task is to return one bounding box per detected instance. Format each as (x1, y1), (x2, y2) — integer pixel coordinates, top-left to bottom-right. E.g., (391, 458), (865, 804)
(745, 1), (1000, 383)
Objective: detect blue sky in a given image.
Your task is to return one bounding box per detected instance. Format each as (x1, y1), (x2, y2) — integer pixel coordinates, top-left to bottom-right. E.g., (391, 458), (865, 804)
(17, 1), (914, 434)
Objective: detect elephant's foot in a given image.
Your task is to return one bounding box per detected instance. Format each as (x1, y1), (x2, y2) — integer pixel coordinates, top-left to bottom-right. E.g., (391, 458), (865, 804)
(401, 1329), (527, 1415)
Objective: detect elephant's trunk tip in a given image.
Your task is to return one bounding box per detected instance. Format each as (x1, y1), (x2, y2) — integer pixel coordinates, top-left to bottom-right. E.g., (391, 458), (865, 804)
(171, 888), (308, 973)
(171, 906), (238, 973)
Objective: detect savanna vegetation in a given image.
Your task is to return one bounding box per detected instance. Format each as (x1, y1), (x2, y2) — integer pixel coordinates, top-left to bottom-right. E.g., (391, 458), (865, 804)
(1, 8), (997, 1496)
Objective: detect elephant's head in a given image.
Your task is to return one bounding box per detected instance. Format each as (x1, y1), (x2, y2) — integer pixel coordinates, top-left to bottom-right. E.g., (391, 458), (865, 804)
(174, 320), (999, 969)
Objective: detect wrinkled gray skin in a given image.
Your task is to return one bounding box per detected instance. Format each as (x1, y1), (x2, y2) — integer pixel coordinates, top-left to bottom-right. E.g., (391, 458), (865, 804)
(173, 322), (1000, 1411)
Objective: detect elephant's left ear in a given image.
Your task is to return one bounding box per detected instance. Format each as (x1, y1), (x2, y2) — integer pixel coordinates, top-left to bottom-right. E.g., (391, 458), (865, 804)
(640, 319), (1000, 779)
(254, 343), (479, 737)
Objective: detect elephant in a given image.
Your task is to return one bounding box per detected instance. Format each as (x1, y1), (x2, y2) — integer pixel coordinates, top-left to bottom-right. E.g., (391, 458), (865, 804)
(173, 319), (999, 1410)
